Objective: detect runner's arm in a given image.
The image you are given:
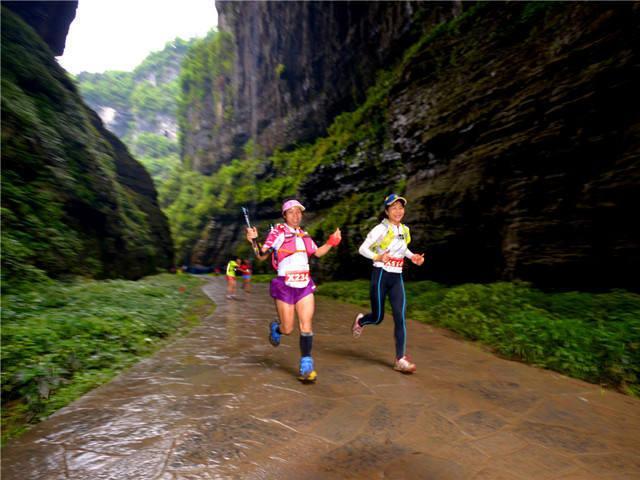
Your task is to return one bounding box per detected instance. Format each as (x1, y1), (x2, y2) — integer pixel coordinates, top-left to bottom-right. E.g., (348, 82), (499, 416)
(400, 228), (424, 265)
(255, 250), (270, 261)
(246, 227), (271, 261)
(358, 225), (386, 261)
(253, 243), (271, 262)
(314, 228), (341, 258)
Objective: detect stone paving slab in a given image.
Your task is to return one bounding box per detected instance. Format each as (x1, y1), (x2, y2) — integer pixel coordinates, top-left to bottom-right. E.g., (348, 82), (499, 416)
(2, 277), (639, 479)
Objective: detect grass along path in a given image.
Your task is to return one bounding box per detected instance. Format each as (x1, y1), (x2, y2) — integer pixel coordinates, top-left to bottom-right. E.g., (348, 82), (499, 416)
(316, 280), (640, 396)
(1, 273), (212, 444)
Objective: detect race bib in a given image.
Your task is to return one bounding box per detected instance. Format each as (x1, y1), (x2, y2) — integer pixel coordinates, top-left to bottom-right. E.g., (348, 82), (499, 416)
(384, 257), (404, 269)
(284, 270), (310, 288)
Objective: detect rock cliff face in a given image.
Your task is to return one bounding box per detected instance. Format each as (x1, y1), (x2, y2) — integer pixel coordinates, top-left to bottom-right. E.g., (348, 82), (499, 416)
(293, 2), (640, 288)
(90, 112), (174, 276)
(76, 38), (193, 150)
(183, 2), (639, 289)
(384, 3), (640, 288)
(1, 7), (173, 281)
(3, 0), (77, 55)
(94, 104), (133, 140)
(183, 1), (461, 173)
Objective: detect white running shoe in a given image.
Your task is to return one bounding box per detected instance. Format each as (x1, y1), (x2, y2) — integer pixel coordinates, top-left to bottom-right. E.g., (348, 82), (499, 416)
(394, 356), (416, 374)
(352, 313), (364, 338)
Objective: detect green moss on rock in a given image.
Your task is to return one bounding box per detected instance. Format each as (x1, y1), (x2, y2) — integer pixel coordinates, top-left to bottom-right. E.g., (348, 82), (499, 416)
(1, 8), (172, 288)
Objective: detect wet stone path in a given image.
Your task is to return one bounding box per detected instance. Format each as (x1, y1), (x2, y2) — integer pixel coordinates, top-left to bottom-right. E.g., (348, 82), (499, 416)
(2, 277), (640, 479)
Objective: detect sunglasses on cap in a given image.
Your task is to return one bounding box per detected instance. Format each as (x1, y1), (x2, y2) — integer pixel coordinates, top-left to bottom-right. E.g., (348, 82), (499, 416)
(384, 193), (407, 207)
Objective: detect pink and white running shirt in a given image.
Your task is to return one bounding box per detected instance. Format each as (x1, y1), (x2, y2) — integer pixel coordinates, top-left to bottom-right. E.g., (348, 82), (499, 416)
(263, 224), (318, 287)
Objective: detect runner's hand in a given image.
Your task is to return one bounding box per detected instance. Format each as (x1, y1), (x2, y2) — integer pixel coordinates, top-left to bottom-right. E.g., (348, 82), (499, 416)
(411, 253), (425, 266)
(377, 250), (391, 263)
(327, 228), (342, 246)
(246, 227), (258, 241)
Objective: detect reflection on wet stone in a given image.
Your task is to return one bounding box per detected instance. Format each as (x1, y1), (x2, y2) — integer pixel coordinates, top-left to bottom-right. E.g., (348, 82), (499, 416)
(366, 402), (423, 440)
(455, 410), (508, 437)
(321, 435), (409, 477)
(514, 421), (607, 453)
(258, 396), (335, 429)
(66, 448), (168, 480)
(170, 416), (295, 470)
(383, 452), (468, 480)
(576, 452), (640, 475)
(457, 380), (540, 414)
(2, 279), (639, 479)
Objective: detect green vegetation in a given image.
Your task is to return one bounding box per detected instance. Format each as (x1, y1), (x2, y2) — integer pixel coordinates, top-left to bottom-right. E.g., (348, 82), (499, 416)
(317, 280), (640, 396)
(178, 30), (234, 168)
(166, 3), (487, 262)
(1, 274), (210, 444)
(133, 132), (178, 158)
(76, 37), (196, 127)
(75, 37), (201, 186)
(130, 80), (179, 120)
(137, 154), (180, 186)
(158, 165), (208, 258)
(133, 133), (180, 187)
(74, 70), (134, 112)
(2, 8), (170, 286)
(134, 38), (194, 83)
(160, 133), (368, 262)
(250, 274), (273, 283)
(167, 34), (404, 262)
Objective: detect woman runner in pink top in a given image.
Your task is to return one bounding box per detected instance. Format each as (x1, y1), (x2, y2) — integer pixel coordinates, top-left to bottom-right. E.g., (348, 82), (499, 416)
(246, 199), (341, 382)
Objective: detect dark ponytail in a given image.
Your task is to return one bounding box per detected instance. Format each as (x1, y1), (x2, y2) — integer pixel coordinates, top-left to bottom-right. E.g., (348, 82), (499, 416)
(377, 208), (389, 222)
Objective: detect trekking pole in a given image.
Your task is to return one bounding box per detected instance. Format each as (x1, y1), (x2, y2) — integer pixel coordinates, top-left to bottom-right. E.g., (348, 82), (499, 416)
(241, 207), (260, 256)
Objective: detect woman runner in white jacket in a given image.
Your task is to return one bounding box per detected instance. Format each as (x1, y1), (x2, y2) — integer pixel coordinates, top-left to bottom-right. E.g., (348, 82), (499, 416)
(354, 193), (425, 373)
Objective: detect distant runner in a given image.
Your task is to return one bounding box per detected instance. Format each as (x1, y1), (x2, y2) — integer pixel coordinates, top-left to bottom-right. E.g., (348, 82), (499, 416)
(238, 259), (252, 293)
(226, 258), (241, 299)
(246, 199), (341, 382)
(353, 193), (425, 373)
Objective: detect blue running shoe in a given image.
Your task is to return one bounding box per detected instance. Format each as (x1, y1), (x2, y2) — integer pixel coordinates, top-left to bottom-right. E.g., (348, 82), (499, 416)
(298, 356), (317, 382)
(268, 320), (281, 347)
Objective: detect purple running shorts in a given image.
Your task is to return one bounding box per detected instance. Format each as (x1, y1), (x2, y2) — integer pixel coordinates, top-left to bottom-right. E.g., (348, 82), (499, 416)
(270, 276), (316, 305)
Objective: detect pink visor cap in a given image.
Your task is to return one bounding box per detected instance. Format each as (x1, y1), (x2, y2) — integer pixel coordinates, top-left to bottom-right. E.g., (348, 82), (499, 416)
(282, 199), (306, 214)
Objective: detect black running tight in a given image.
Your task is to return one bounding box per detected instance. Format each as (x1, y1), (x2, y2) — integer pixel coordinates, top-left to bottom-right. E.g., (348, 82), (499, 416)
(359, 267), (407, 359)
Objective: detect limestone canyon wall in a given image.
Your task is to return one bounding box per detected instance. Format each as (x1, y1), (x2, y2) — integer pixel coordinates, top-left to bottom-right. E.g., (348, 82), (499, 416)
(186, 1), (639, 288)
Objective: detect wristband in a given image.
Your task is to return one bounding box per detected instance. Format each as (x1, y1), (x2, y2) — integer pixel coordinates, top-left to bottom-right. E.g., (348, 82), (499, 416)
(327, 233), (341, 247)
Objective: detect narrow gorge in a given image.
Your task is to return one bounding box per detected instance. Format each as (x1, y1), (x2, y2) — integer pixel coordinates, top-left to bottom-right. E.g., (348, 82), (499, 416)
(172, 1), (639, 289)
(2, 1), (638, 290)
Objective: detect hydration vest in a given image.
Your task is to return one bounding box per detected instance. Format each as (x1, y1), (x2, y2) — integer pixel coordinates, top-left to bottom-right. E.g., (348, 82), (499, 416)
(270, 223), (316, 271)
(369, 219), (411, 254)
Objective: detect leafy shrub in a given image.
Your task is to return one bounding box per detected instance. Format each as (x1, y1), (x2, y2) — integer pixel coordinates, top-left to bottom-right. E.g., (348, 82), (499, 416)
(1, 274), (208, 443)
(134, 132), (179, 158)
(317, 280), (640, 395)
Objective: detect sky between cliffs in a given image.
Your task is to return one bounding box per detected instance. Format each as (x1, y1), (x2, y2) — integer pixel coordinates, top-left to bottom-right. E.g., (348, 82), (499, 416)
(58, 0), (218, 74)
